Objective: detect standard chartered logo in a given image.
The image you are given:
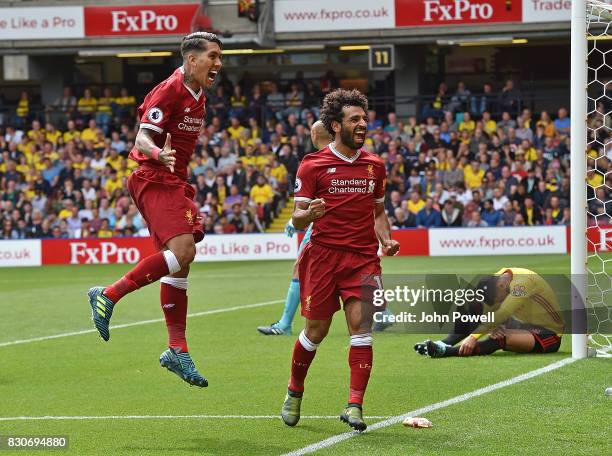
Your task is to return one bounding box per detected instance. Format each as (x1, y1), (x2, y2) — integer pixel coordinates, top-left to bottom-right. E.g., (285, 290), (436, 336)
(328, 178), (373, 194)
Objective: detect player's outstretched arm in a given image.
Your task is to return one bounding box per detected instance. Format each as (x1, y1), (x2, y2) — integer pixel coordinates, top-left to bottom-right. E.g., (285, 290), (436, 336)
(135, 129), (176, 172)
(292, 199), (324, 230)
(374, 202), (399, 256)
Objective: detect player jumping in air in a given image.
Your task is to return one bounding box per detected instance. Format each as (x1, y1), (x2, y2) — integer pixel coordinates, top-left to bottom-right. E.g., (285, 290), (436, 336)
(257, 121), (332, 336)
(415, 268), (564, 358)
(280, 89), (400, 432)
(87, 32), (222, 387)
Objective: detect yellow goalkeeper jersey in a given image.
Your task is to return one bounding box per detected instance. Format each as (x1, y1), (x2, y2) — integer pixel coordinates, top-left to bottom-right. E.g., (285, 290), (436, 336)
(472, 267), (564, 337)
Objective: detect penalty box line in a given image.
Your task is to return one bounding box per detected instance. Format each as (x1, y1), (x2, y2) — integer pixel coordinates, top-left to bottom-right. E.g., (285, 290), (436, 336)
(0, 300), (284, 348)
(283, 357), (578, 456)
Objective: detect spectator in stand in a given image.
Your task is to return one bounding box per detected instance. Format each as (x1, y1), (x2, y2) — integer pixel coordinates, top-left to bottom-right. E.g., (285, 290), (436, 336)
(554, 107), (571, 137)
(497, 111), (517, 133)
(421, 82), (447, 120)
(448, 81), (471, 113)
(471, 82), (496, 116)
(416, 198), (442, 228)
(440, 199), (462, 227)
(250, 174), (274, 227)
(76, 88), (97, 125)
(114, 87), (135, 122)
(522, 196), (542, 226)
(96, 87), (114, 134)
(481, 111), (497, 136)
(464, 160), (484, 190)
(547, 195), (564, 224)
(266, 82), (285, 121)
(50, 86), (77, 128)
(283, 83), (304, 120)
(467, 211), (488, 228)
(392, 207), (416, 229)
(229, 85), (247, 120)
(481, 199), (503, 226)
(407, 190), (425, 215)
(499, 79), (521, 116)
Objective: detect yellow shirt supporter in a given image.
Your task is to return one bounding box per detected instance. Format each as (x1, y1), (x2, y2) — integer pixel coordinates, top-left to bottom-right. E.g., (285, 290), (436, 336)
(459, 119), (475, 133)
(46, 130), (62, 145)
(250, 184), (274, 205)
(240, 155), (257, 167)
(63, 130), (80, 143)
(271, 164), (288, 183)
(78, 97), (97, 114)
(484, 120), (497, 136)
(105, 177), (123, 195)
(17, 98), (28, 118)
(16, 163), (29, 175)
(523, 147), (538, 162)
(81, 127), (98, 143)
(256, 154), (271, 170)
(587, 172), (604, 188)
(471, 268), (564, 338)
(407, 199), (425, 214)
(97, 96), (114, 114)
(106, 155), (122, 171)
(464, 165), (485, 189)
(228, 125), (245, 140)
(98, 228), (113, 238)
(58, 208), (72, 219)
(27, 129), (46, 142)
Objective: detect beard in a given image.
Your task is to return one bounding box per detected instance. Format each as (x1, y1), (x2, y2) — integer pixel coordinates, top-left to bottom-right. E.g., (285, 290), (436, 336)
(339, 126), (364, 150)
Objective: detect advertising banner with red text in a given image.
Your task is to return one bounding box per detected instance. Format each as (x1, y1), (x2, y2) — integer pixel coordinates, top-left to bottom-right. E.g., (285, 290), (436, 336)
(84, 3), (199, 37)
(0, 240), (41, 267)
(395, 0), (522, 28)
(428, 225), (567, 256)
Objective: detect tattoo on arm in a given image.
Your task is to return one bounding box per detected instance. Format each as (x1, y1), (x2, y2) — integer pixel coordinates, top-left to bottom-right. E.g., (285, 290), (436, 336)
(135, 128), (159, 159)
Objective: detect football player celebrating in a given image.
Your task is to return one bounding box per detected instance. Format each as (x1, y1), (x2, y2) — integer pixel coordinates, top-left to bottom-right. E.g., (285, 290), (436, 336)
(281, 89), (399, 432)
(87, 32), (222, 387)
(415, 268), (564, 358)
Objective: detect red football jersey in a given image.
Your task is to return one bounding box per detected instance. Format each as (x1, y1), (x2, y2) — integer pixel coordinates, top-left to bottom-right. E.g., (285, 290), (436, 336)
(129, 67), (206, 180)
(294, 144), (386, 255)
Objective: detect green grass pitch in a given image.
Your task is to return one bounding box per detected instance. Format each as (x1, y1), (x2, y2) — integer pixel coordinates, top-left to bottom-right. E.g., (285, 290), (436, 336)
(0, 254), (609, 455)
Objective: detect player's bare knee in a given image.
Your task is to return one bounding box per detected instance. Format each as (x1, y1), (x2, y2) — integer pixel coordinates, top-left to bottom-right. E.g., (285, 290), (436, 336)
(172, 244), (195, 268)
(304, 326), (329, 344)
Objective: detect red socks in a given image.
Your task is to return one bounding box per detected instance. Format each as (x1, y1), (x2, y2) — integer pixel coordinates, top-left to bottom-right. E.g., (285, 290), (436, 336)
(160, 278), (188, 353)
(288, 331), (319, 393)
(348, 335), (373, 406)
(103, 251), (171, 303)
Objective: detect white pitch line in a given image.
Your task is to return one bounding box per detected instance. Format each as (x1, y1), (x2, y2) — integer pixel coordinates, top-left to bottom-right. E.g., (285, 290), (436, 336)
(0, 415), (391, 422)
(0, 299), (283, 348)
(283, 357), (578, 456)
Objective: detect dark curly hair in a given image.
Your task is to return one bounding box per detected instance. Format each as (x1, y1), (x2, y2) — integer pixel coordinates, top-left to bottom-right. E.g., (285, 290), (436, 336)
(319, 89), (368, 137)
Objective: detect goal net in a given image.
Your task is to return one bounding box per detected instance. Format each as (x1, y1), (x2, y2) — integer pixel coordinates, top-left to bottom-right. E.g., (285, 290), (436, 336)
(584, 0), (612, 357)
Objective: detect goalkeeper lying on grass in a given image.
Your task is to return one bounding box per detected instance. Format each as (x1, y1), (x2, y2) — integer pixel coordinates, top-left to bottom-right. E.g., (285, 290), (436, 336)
(415, 268), (565, 358)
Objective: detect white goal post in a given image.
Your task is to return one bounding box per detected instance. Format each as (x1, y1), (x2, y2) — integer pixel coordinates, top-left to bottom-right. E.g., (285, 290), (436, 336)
(572, 0), (612, 358)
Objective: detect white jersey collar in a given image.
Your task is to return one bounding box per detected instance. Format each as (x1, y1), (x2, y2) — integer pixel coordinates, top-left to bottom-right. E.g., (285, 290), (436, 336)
(329, 142), (361, 163)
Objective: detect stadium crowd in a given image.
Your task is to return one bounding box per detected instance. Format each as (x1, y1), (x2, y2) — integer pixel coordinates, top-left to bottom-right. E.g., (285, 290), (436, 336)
(0, 75), (595, 240)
